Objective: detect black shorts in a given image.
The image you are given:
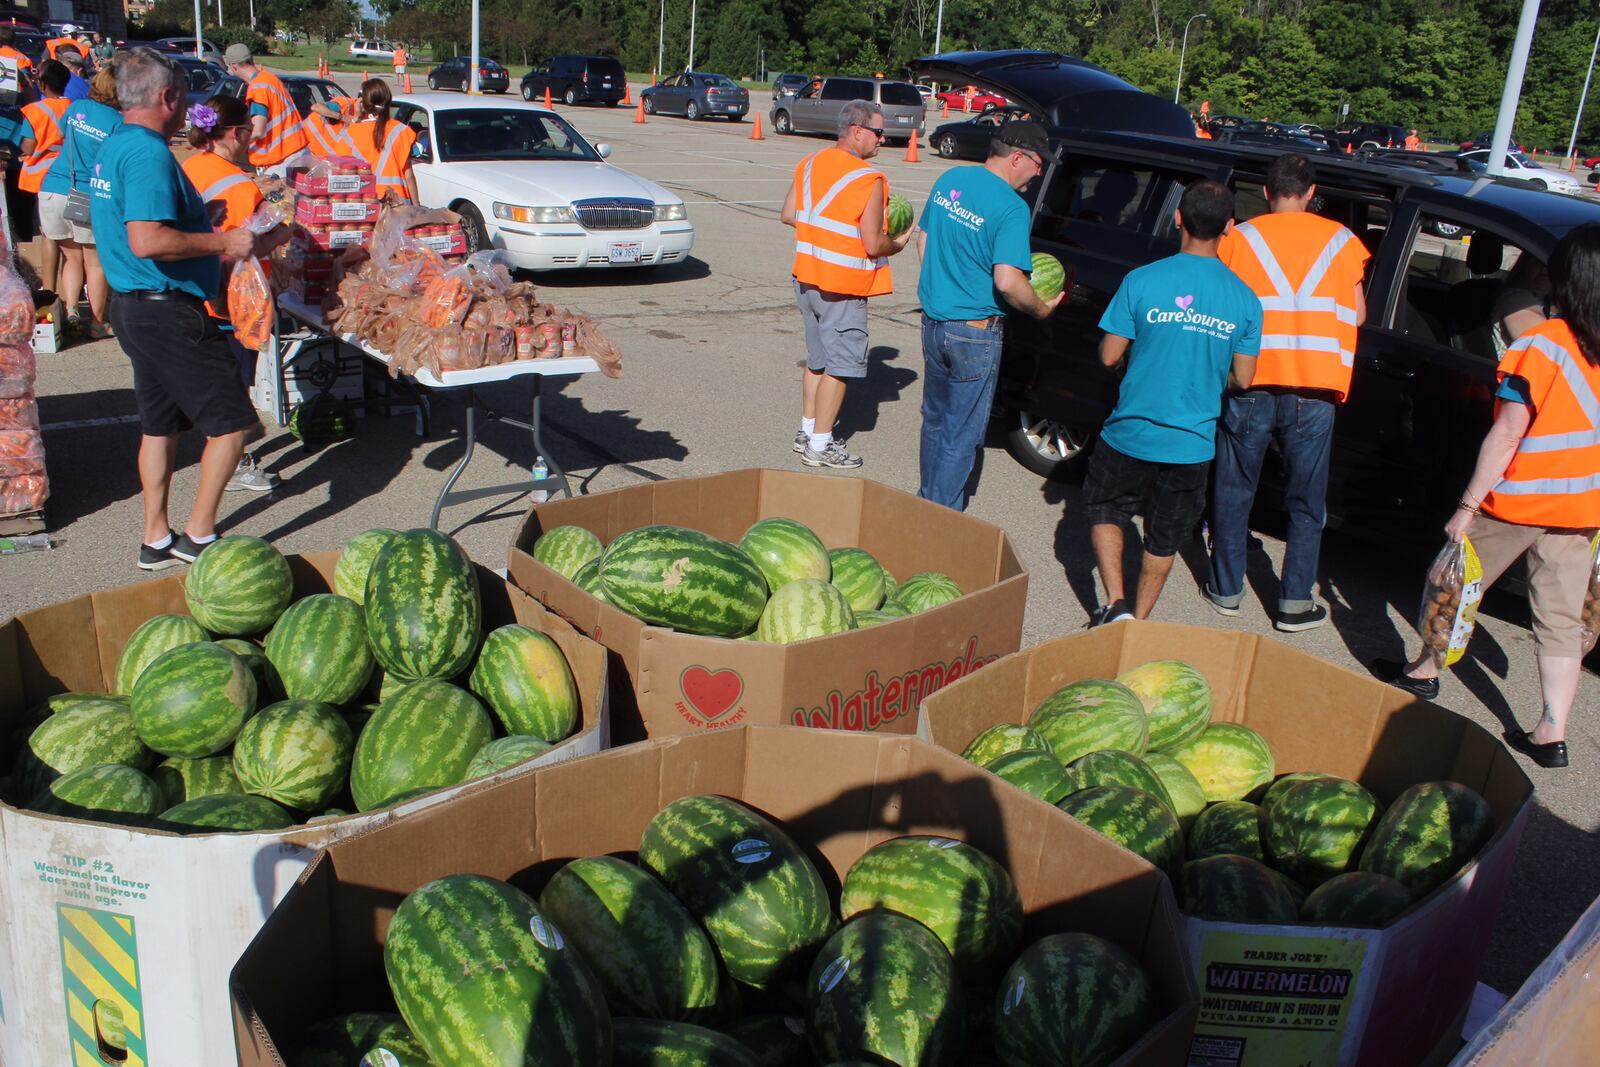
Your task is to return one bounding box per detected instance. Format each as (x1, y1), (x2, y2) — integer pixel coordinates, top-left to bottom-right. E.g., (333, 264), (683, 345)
(109, 292), (260, 439)
(1082, 441), (1210, 557)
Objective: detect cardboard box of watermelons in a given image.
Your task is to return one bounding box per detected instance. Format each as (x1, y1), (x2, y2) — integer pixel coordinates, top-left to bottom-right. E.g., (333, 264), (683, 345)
(230, 725), (1199, 1066)
(916, 620), (1534, 1067)
(507, 468), (1029, 743)
(0, 550), (609, 1067)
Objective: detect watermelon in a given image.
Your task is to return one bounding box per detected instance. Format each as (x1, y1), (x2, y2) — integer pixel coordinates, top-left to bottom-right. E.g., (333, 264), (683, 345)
(1061, 749), (1175, 811)
(15, 701), (153, 796)
(983, 748), (1071, 804)
(130, 642), (257, 758)
(1189, 801), (1266, 862)
(610, 1018), (758, 1066)
(726, 1016), (809, 1067)
(894, 571), (961, 613)
(1028, 252), (1066, 302)
(1358, 781), (1494, 897)
(156, 792), (296, 832)
(740, 518), (831, 592)
(383, 874), (612, 1065)
(468, 624), (579, 741)
(1167, 722), (1275, 802)
(1264, 777), (1381, 887)
(35, 691), (120, 716)
(183, 535), (294, 635)
(233, 699), (354, 811)
(30, 764), (162, 824)
(465, 735), (553, 780)
(1028, 679), (1149, 763)
(1116, 659), (1213, 751)
(1180, 854), (1300, 922)
(599, 525), (768, 637)
(264, 594), (375, 706)
(827, 547), (887, 611)
(152, 754), (242, 809)
(886, 193), (915, 238)
(215, 637), (280, 699)
(993, 932), (1156, 1067)
(1145, 751), (1207, 831)
(876, 598), (909, 618)
(1259, 771), (1335, 812)
(333, 529), (401, 605)
(1300, 872), (1413, 927)
(961, 723), (1048, 767)
(537, 856), (722, 1022)
(852, 609), (900, 628)
(535, 525), (606, 581)
(1058, 786), (1185, 874)
(806, 911), (964, 1066)
(756, 578), (856, 644)
(113, 613), (209, 695)
(639, 794), (834, 988)
(363, 529), (482, 682)
(1271, 868), (1310, 911)
(291, 1011), (434, 1067)
(573, 558), (608, 600)
(350, 680), (492, 811)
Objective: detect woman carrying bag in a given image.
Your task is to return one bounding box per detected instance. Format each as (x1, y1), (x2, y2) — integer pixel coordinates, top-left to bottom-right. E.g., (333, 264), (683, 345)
(39, 62), (120, 339)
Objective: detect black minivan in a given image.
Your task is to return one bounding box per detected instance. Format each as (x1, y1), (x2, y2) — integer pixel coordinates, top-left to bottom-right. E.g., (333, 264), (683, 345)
(521, 55), (627, 106)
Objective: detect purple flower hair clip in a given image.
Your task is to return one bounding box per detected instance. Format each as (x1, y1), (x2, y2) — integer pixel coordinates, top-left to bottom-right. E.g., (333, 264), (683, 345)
(187, 104), (219, 132)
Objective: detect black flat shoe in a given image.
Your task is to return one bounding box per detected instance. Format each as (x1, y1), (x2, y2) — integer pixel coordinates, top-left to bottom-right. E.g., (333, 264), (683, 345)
(1504, 728), (1568, 768)
(1370, 658), (1440, 700)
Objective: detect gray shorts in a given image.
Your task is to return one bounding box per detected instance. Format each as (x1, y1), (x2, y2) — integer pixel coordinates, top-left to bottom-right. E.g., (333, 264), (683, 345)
(794, 279), (868, 379)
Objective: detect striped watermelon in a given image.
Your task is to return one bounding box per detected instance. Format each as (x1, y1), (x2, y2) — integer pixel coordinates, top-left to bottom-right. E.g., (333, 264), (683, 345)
(157, 792), (295, 832)
(573, 558), (609, 601)
(465, 736), (553, 780)
(895, 572), (961, 613)
(994, 932), (1156, 1067)
(806, 911), (964, 1066)
(599, 525), (769, 637)
(30, 764), (162, 824)
(537, 856), (722, 1023)
(1301, 871), (1413, 927)
(1028, 679), (1149, 763)
(876, 598), (910, 618)
(1260, 771), (1335, 812)
(1057, 785), (1185, 874)
(292, 1011), (434, 1067)
(886, 193), (915, 237)
(611, 1018), (759, 1066)
(983, 748), (1072, 804)
(852, 609), (901, 628)
(756, 578), (856, 643)
(264, 594), (375, 706)
(130, 642), (257, 758)
(113, 613), (210, 695)
(1180, 854), (1300, 922)
(725, 1016), (809, 1066)
(350, 680), (492, 811)
(468, 624), (580, 741)
(639, 794), (834, 988)
(827, 547), (887, 611)
(35, 692), (119, 715)
(534, 525), (606, 581)
(364, 529), (482, 682)
(739, 517), (831, 592)
(232, 699), (354, 811)
(1029, 252), (1066, 302)
(383, 874), (612, 1065)
(15, 701), (153, 796)
(334, 529), (401, 605)
(215, 637), (280, 701)
(1116, 659), (1213, 751)
(1167, 723), (1275, 802)
(961, 723), (1048, 767)
(1189, 801), (1266, 862)
(839, 835), (1022, 975)
(1061, 749), (1175, 812)
(1265, 777), (1381, 887)
(152, 754), (242, 809)
(1358, 781), (1494, 897)
(183, 536), (294, 635)
(1145, 751), (1207, 831)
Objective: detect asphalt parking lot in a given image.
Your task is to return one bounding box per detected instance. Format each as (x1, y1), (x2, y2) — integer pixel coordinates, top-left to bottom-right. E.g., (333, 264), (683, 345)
(7, 81), (1597, 1002)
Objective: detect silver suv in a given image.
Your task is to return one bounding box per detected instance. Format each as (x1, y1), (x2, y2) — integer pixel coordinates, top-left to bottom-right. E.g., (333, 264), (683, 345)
(770, 76), (926, 143)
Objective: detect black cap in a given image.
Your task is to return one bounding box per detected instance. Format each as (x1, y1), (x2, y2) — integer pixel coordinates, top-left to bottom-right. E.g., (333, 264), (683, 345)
(995, 119), (1060, 165)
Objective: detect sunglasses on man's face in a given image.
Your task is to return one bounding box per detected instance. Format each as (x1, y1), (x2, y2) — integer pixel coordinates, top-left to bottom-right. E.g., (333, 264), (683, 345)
(854, 123), (887, 139)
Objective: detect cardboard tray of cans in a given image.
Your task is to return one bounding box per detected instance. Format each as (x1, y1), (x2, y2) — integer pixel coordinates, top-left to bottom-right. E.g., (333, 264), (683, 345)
(406, 223), (467, 258)
(291, 160), (376, 198)
(294, 196), (382, 226)
(292, 223), (376, 252)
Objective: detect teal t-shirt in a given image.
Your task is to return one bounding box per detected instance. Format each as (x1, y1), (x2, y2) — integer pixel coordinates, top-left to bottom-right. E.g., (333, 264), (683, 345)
(1098, 252), (1263, 464)
(917, 165), (1034, 321)
(42, 98), (121, 195)
(90, 123), (220, 300)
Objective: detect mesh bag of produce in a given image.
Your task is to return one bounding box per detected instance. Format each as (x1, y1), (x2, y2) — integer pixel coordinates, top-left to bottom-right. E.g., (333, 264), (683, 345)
(0, 473), (47, 514)
(0, 270), (33, 346)
(1417, 538), (1484, 668)
(0, 428), (45, 477)
(0, 394), (38, 430)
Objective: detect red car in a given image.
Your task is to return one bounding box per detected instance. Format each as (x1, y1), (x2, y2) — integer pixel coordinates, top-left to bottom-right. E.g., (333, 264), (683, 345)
(935, 86), (1006, 112)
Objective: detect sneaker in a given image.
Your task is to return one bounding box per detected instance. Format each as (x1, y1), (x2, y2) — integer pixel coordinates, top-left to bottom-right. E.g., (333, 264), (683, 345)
(138, 537), (181, 571)
(1092, 600), (1133, 627)
(226, 454), (278, 493)
(793, 429), (809, 454)
(169, 532), (216, 564)
(1275, 603), (1329, 633)
(1203, 585), (1241, 617)
(801, 439), (863, 469)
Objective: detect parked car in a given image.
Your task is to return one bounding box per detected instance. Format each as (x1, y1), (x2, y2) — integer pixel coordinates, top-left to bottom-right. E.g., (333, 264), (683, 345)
(520, 55), (626, 106)
(1462, 131), (1528, 152)
(1329, 121), (1408, 151)
(1216, 127), (1335, 153)
(393, 95), (693, 271)
(177, 55), (240, 114)
(934, 86), (1006, 112)
(930, 104), (1031, 159)
(769, 75), (925, 142)
(159, 36), (223, 65)
(214, 73), (345, 120)
(641, 70), (749, 121)
(349, 39), (396, 60)
(1456, 148), (1583, 194)
(427, 55), (510, 94)
(771, 72), (810, 97)
(914, 83), (936, 104)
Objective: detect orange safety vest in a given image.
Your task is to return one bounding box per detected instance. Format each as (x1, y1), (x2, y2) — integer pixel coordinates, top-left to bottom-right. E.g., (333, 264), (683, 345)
(393, 46), (407, 70)
(18, 97), (69, 193)
(182, 151), (264, 319)
(1219, 211), (1370, 401)
(790, 146), (891, 298)
(45, 37), (77, 59)
(1481, 319), (1600, 529)
(1195, 124), (1212, 140)
(346, 118), (416, 202)
(303, 110), (356, 158)
(1405, 134), (1422, 150)
(0, 45), (34, 74)
(246, 68), (309, 166)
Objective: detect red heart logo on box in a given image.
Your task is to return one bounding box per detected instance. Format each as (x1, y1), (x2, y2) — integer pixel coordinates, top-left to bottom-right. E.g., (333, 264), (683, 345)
(679, 665), (744, 724)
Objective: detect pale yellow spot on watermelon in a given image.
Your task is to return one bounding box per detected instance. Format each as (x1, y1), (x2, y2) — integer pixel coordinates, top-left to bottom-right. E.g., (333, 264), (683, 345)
(662, 557), (691, 592)
(224, 663), (252, 708)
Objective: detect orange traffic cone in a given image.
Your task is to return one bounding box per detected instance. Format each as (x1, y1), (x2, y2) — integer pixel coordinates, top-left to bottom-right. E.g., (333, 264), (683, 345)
(1345, 142), (1354, 155)
(623, 84), (632, 105)
(545, 86), (554, 108)
(904, 130), (920, 162)
(750, 113), (764, 140)
(941, 99), (949, 118)
(634, 96), (646, 124)
(404, 72), (413, 93)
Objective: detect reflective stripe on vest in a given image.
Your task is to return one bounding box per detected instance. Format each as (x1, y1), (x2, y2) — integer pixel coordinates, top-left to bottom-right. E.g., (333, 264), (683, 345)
(791, 150), (890, 294)
(1495, 333), (1600, 493)
(303, 113), (355, 157)
(373, 122), (408, 188)
(18, 99), (67, 193)
(249, 72), (308, 163)
(1235, 221), (1358, 369)
(199, 171), (253, 204)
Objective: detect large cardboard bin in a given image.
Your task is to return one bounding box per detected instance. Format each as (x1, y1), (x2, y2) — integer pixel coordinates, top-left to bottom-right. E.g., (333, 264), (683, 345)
(0, 553), (609, 1066)
(918, 621), (1534, 1067)
(508, 469), (1028, 742)
(232, 725), (1199, 1066)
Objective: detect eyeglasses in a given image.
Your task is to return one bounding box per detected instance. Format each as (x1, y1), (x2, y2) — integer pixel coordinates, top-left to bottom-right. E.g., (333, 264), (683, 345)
(854, 123), (887, 139)
(1020, 150), (1044, 173)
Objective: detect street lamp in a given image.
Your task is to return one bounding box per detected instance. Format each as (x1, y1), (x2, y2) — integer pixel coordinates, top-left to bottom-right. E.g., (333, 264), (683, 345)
(1174, 13), (1209, 105)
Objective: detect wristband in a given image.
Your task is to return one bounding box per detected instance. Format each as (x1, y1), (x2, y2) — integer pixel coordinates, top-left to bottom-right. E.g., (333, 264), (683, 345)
(1458, 499), (1479, 514)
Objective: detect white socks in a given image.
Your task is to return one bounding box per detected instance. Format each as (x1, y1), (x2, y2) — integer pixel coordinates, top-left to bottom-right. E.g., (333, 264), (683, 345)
(800, 417), (815, 434)
(808, 431), (832, 451)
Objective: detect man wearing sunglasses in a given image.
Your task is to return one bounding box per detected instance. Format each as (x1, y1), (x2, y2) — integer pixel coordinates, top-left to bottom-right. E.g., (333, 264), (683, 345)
(915, 119), (1065, 510)
(780, 99), (913, 469)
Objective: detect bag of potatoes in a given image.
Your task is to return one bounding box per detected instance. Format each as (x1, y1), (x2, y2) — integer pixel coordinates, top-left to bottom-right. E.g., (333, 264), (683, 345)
(1417, 538), (1484, 669)
(1582, 534), (1600, 655)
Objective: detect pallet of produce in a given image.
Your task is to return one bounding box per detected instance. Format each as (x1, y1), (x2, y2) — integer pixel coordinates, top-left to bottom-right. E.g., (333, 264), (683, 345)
(918, 620), (1534, 1067)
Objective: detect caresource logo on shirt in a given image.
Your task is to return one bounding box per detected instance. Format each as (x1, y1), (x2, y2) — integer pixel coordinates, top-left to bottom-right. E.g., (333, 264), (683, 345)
(1146, 293), (1239, 339)
(89, 161), (111, 196)
(932, 186), (986, 231)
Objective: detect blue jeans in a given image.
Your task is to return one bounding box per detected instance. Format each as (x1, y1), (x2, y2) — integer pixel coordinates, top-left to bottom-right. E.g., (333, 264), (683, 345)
(918, 315), (1003, 510)
(1207, 389), (1336, 612)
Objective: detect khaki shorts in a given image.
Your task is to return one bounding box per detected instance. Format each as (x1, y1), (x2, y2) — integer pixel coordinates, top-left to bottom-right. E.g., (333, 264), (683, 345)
(38, 191), (94, 244)
(1472, 512), (1597, 657)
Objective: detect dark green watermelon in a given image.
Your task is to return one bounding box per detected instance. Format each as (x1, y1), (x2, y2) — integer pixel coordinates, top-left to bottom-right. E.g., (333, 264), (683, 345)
(1265, 777), (1381, 887)
(1188, 801), (1267, 862)
(993, 932), (1157, 1067)
(263, 593), (374, 706)
(1358, 780), (1494, 897)
(363, 529), (482, 682)
(1300, 871), (1413, 927)
(1062, 749), (1176, 812)
(349, 680), (492, 811)
(725, 1016), (810, 1067)
(289, 1011), (435, 1067)
(1058, 785), (1185, 874)
(1180, 854), (1300, 923)
(610, 1017), (760, 1066)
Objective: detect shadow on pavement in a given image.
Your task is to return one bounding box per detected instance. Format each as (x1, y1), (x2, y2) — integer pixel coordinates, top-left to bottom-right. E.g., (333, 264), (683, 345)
(1483, 801), (1600, 995)
(838, 345), (917, 438)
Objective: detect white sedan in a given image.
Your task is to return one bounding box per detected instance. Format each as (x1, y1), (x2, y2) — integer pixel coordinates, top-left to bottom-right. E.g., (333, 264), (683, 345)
(392, 96), (694, 271)
(1458, 148), (1585, 195)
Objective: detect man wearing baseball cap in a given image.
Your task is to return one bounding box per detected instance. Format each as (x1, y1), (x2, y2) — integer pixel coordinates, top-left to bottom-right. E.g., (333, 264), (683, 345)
(225, 43), (308, 174)
(915, 118), (1065, 510)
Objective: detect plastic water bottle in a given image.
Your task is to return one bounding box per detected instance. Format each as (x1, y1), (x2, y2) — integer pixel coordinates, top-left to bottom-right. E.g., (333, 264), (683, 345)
(0, 534), (53, 555)
(530, 457), (550, 505)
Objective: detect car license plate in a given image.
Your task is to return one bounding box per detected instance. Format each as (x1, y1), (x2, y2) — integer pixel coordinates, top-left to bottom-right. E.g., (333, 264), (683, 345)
(896, 115), (912, 123)
(726, 104), (741, 112)
(608, 242), (642, 264)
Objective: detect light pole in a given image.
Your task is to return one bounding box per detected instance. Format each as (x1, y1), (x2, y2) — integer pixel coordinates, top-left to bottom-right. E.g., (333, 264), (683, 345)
(934, 0), (944, 54)
(1566, 22), (1600, 163)
(688, 0), (697, 71)
(1174, 13), (1209, 105)
(469, 0), (480, 93)
(1488, 0), (1541, 176)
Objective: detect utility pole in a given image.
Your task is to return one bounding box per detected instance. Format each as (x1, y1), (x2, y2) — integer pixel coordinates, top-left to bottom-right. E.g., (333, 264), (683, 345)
(934, 0), (943, 54)
(469, 0), (480, 93)
(1174, 13), (1208, 105)
(1566, 22), (1600, 163)
(657, 0), (664, 80)
(1488, 0), (1541, 177)
(688, 0), (697, 71)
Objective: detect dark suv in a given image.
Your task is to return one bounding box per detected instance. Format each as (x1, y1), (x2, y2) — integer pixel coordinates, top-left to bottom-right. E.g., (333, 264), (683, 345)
(1329, 121), (1408, 151)
(521, 55), (626, 106)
